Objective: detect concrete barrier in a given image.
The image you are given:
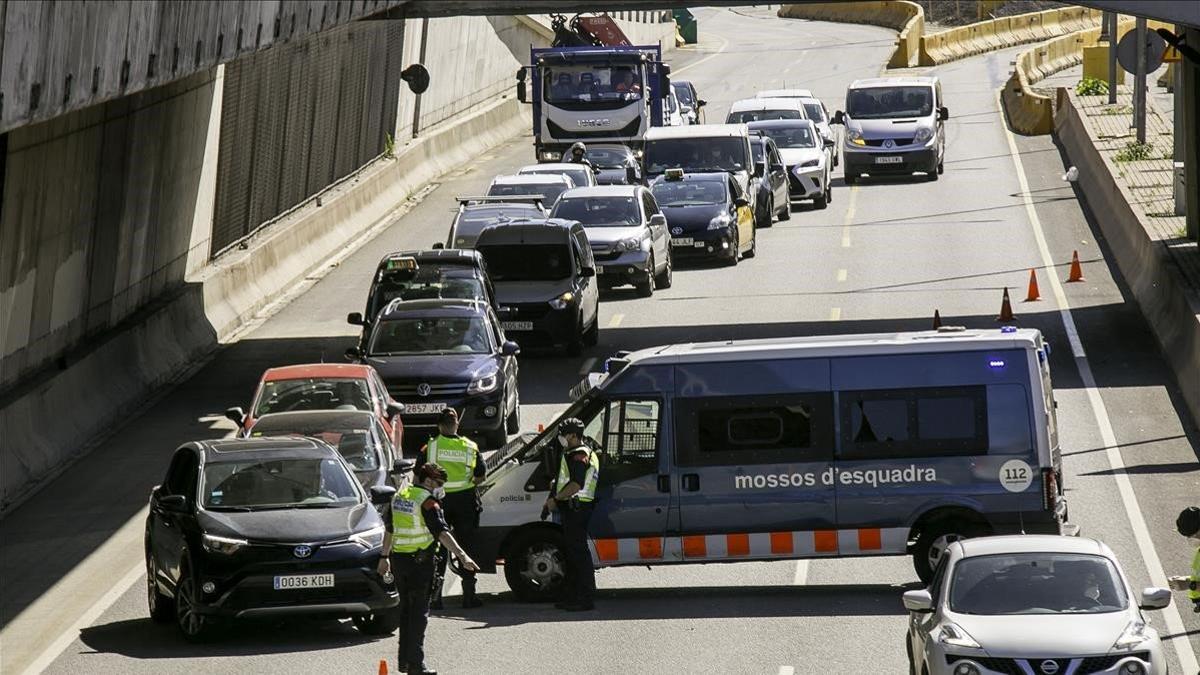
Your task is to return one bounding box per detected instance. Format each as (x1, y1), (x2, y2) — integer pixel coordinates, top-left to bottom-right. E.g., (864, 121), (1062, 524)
(0, 94), (526, 513)
(778, 1), (924, 68)
(918, 7), (1102, 66)
(1054, 91), (1200, 428)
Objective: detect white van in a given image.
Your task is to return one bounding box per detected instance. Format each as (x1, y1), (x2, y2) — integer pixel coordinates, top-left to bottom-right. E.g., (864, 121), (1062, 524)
(832, 76), (948, 184)
(643, 124), (758, 215)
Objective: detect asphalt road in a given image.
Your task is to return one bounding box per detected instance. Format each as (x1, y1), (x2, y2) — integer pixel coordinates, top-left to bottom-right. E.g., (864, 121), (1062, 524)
(2, 6), (1198, 675)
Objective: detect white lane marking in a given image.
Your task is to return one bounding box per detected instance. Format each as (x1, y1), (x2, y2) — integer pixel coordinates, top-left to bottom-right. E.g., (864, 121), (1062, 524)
(836, 269), (848, 282)
(20, 561), (144, 675)
(998, 90), (1198, 674)
(793, 560), (810, 585)
(829, 307), (842, 321)
(841, 227), (852, 248)
(778, 667), (796, 675)
(670, 31), (731, 77)
(607, 313), (624, 328)
(578, 357), (597, 375)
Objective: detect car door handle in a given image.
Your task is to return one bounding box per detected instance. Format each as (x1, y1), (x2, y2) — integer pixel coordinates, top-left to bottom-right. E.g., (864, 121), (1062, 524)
(682, 474), (700, 492)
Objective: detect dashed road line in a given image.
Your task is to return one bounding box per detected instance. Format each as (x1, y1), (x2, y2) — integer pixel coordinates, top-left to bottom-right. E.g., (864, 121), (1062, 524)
(998, 90), (1198, 674)
(793, 560), (810, 586)
(778, 666), (796, 675)
(829, 307), (842, 321)
(607, 313), (624, 328)
(836, 269), (847, 282)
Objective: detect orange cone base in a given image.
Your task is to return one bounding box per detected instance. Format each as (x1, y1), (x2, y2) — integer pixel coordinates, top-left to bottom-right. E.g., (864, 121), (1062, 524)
(1024, 269), (1041, 302)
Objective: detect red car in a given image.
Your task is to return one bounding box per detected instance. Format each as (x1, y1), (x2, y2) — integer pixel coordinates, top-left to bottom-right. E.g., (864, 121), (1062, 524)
(225, 363), (404, 451)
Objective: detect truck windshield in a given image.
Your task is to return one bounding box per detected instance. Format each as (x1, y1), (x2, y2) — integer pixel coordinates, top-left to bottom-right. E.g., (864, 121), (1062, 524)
(477, 244), (572, 281)
(645, 137), (749, 174)
(848, 86), (933, 119)
(544, 64), (642, 104)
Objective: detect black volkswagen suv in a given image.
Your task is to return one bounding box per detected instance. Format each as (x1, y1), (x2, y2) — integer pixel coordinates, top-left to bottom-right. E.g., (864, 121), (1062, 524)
(348, 299), (520, 451)
(144, 437), (398, 641)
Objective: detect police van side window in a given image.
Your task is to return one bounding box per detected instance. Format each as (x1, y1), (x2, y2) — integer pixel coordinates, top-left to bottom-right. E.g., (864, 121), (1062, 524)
(587, 400), (661, 482)
(675, 394), (834, 467)
(840, 386), (987, 459)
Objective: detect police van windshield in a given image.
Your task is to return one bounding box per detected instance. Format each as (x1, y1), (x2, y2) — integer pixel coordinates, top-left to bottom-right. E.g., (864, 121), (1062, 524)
(369, 316), (493, 355)
(551, 196), (641, 227)
(949, 553), (1127, 615)
(477, 244), (572, 281)
(645, 137), (749, 175)
(727, 109), (803, 124)
(758, 126), (817, 149)
(544, 65), (642, 104)
(848, 86), (934, 119)
(651, 180), (726, 207)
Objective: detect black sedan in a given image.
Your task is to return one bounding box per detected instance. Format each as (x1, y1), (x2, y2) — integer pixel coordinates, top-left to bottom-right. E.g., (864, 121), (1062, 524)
(649, 170), (753, 265)
(347, 299), (520, 451)
(247, 410), (400, 489)
(144, 437), (398, 641)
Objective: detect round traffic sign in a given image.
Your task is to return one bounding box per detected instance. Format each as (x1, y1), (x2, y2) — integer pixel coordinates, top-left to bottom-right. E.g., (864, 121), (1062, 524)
(1117, 30), (1166, 74)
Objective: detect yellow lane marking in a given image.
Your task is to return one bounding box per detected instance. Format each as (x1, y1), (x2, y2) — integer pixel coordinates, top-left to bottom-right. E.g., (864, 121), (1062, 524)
(841, 185), (858, 247)
(829, 307), (842, 321)
(607, 314), (624, 328)
(836, 269), (848, 282)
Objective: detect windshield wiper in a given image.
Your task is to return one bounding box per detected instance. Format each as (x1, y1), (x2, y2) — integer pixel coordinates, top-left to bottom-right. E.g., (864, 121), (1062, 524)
(206, 505), (254, 512)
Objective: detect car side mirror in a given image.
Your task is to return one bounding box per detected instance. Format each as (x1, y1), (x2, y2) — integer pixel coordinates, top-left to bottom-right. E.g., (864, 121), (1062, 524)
(369, 485), (397, 505)
(224, 406), (246, 426)
(938, 106), (949, 121)
(1139, 587), (1172, 610)
(391, 458), (416, 475)
(347, 312), (364, 326)
(517, 80), (528, 104)
(649, 214), (667, 228)
(697, 98), (707, 107)
(432, 242), (445, 250)
(501, 340), (521, 356)
(832, 110), (845, 125)
(159, 494), (190, 513)
(345, 346), (364, 362)
(386, 401), (405, 417)
(902, 589), (934, 613)
(734, 197), (750, 208)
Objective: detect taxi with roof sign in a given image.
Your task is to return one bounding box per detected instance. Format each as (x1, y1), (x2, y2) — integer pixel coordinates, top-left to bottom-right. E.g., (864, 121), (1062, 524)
(649, 168), (754, 266)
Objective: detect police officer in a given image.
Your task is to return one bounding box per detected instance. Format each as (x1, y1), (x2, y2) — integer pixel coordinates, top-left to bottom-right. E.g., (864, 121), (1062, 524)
(566, 142), (596, 173)
(1169, 506), (1200, 612)
(542, 417), (600, 611)
(378, 463), (478, 675)
(418, 408), (485, 609)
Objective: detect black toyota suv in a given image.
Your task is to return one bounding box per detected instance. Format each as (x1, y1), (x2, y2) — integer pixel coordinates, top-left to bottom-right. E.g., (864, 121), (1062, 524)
(347, 299), (520, 451)
(144, 437), (399, 641)
(355, 250), (500, 324)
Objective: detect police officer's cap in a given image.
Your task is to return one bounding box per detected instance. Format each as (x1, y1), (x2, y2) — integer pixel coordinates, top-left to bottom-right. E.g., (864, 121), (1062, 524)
(1177, 506), (1200, 537)
(438, 408), (459, 424)
(560, 417), (585, 435)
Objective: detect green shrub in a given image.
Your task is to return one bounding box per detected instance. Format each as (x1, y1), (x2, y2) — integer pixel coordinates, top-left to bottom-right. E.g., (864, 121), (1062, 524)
(1114, 141), (1154, 162)
(1076, 77), (1109, 96)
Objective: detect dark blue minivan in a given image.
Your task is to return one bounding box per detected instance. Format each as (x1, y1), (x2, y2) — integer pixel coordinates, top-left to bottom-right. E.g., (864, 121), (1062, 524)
(472, 327), (1074, 601)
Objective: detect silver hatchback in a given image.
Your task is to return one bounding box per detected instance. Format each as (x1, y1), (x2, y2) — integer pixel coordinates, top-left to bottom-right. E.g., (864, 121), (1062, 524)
(904, 535), (1170, 675)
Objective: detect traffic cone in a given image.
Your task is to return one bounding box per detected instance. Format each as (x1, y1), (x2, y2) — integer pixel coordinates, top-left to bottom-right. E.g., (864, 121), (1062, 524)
(933, 310), (943, 329)
(996, 287), (1015, 322)
(378, 660), (389, 675)
(537, 423), (545, 433)
(1066, 250), (1084, 282)
(1024, 269), (1041, 302)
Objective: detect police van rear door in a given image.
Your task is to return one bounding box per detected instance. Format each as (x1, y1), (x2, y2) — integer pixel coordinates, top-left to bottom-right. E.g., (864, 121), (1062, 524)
(670, 358), (838, 561)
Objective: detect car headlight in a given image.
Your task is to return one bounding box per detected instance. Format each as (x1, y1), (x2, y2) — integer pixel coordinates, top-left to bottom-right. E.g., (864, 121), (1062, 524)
(350, 525), (386, 550)
(708, 214), (732, 231)
(914, 127), (933, 143)
(1112, 619), (1152, 651)
(541, 150), (559, 161)
(468, 371), (499, 394)
(847, 129), (866, 146)
(937, 623), (981, 650)
(548, 291), (575, 310)
(613, 237), (644, 252)
(202, 533), (248, 555)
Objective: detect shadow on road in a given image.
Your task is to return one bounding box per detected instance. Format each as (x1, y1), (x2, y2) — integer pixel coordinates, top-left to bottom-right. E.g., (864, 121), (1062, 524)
(76, 616), (381, 659)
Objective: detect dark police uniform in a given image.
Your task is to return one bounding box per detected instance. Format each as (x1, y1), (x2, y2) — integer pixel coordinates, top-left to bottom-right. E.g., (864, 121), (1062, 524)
(555, 436), (600, 611)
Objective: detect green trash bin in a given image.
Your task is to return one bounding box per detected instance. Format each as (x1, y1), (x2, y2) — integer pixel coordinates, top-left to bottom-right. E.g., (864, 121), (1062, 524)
(673, 8), (697, 44)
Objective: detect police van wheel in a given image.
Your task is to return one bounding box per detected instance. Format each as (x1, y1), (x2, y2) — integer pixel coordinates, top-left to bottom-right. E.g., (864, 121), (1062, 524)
(504, 528), (569, 602)
(912, 520), (987, 583)
(352, 611), (399, 636)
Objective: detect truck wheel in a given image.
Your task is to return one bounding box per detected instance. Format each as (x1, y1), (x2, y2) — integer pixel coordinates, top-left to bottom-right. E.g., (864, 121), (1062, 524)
(353, 611), (398, 636)
(146, 555), (174, 623)
(504, 528), (569, 602)
(911, 519), (988, 583)
(654, 252), (673, 289)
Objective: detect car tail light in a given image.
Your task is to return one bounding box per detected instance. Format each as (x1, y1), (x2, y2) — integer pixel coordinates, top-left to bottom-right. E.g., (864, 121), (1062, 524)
(1042, 468), (1058, 511)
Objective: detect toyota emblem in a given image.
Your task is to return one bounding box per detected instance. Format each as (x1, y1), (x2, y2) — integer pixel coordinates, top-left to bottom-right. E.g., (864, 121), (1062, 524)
(883, 138), (895, 149)
(293, 545), (313, 559)
(1039, 660), (1060, 675)
(416, 383), (431, 397)
(671, 227), (683, 235)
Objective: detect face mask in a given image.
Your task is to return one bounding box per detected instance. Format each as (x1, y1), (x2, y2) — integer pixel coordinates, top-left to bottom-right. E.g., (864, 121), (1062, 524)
(433, 486), (446, 500)
(557, 434), (568, 447)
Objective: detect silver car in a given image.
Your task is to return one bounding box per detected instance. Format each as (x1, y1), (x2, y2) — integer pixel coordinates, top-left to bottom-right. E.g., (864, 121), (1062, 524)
(904, 535), (1170, 675)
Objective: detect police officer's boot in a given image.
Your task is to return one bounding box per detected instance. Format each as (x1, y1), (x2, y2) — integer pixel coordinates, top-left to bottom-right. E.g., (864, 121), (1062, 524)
(461, 578), (483, 609)
(428, 590), (444, 611)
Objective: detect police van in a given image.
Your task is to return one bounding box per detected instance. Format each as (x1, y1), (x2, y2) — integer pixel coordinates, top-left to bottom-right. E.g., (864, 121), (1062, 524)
(474, 327), (1074, 600)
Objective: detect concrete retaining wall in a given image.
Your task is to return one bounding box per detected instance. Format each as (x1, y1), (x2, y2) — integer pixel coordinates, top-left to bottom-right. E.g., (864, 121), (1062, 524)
(919, 7), (1102, 66)
(778, 1), (924, 68)
(1054, 92), (1200, 426)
